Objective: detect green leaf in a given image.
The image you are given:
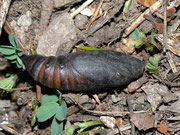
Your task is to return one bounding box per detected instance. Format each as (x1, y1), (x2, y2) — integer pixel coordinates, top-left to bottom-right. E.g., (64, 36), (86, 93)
(139, 30), (146, 39)
(122, 0), (132, 20)
(16, 61), (22, 68)
(63, 121), (104, 135)
(75, 45), (107, 51)
(36, 102), (59, 122)
(10, 59), (16, 63)
(31, 99), (39, 126)
(4, 54), (17, 60)
(15, 38), (19, 48)
(78, 129), (106, 135)
(146, 46), (154, 52)
(51, 117), (63, 135)
(17, 50), (24, 57)
(146, 56), (159, 75)
(0, 47), (16, 55)
(0, 45), (15, 49)
(129, 28), (146, 40)
(17, 56), (23, 66)
(9, 34), (17, 48)
(31, 47), (36, 55)
(41, 95), (59, 105)
(78, 121), (104, 132)
(134, 39), (144, 48)
(0, 73), (19, 92)
(22, 63), (26, 71)
(55, 101), (66, 121)
(146, 63), (156, 70)
(149, 56), (158, 67)
(63, 125), (78, 135)
(151, 32), (158, 49)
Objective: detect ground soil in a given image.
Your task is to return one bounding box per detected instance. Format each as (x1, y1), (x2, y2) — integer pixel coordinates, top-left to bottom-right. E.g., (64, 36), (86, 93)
(0, 0), (179, 135)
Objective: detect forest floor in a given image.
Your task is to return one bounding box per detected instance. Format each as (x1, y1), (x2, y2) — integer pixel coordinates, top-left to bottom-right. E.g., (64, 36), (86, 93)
(0, 0), (180, 135)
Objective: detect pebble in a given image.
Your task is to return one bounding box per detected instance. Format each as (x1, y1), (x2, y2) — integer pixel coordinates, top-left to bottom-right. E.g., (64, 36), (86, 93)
(74, 14), (88, 28)
(111, 95), (121, 103)
(37, 13), (77, 56)
(0, 100), (11, 108)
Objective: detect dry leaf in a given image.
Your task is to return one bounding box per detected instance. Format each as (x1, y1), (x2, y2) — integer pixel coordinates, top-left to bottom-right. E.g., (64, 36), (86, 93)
(115, 39), (135, 54)
(114, 118), (123, 128)
(155, 23), (164, 34)
(157, 121), (167, 135)
(75, 94), (81, 103)
(167, 8), (176, 17)
(141, 83), (175, 111)
(131, 113), (155, 131)
(95, 104), (103, 111)
(127, 75), (148, 92)
(137, 0), (157, 7)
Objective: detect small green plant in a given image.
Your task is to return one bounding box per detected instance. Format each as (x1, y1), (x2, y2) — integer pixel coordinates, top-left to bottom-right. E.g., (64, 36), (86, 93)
(36, 93), (66, 135)
(75, 45), (108, 51)
(31, 98), (39, 126)
(123, 0), (132, 20)
(146, 55), (159, 75)
(0, 34), (25, 70)
(0, 72), (20, 95)
(129, 28), (160, 52)
(63, 120), (105, 135)
(0, 34), (24, 95)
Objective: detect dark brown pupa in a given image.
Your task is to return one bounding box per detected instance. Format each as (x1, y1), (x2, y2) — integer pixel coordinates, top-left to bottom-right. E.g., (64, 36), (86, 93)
(22, 50), (144, 91)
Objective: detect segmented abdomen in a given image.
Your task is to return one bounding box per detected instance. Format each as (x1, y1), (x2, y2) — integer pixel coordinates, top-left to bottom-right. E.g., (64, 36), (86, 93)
(22, 55), (95, 91)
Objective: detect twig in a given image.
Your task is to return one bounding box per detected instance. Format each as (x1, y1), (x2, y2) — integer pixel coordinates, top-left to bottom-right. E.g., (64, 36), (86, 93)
(66, 95), (151, 116)
(167, 116), (180, 121)
(162, 0), (178, 73)
(4, 21), (13, 34)
(0, 86), (32, 91)
(0, 125), (21, 135)
(22, 128), (31, 135)
(28, 38), (32, 55)
(36, 84), (42, 102)
(167, 52), (178, 73)
(71, 0), (94, 18)
(152, 74), (180, 87)
(163, 0), (168, 52)
(126, 94), (135, 135)
(86, 0), (104, 29)
(93, 94), (101, 105)
(87, 0), (124, 35)
(123, 0), (163, 37)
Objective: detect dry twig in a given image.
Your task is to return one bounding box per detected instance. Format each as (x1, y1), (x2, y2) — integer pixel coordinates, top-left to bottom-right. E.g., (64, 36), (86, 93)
(86, 0), (104, 29)
(36, 84), (42, 102)
(71, 0), (94, 18)
(66, 95), (151, 117)
(123, 0), (163, 37)
(162, 0), (178, 73)
(126, 94), (135, 135)
(0, 125), (21, 135)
